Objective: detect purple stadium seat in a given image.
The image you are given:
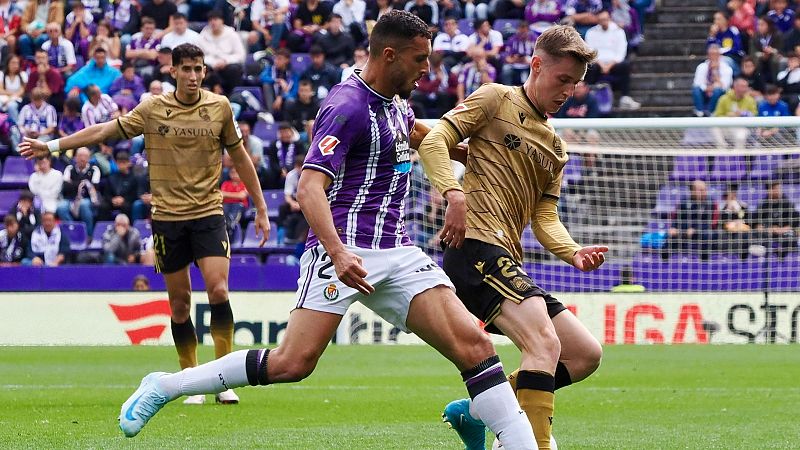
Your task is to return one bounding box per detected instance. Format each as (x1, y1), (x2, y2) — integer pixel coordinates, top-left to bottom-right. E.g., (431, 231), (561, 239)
(563, 155), (582, 186)
(652, 185), (688, 216)
(60, 222), (88, 251)
(710, 155), (747, 182)
(263, 189), (284, 219)
(670, 155), (708, 182)
(133, 220), (152, 239)
(493, 19), (520, 37)
(780, 183), (800, 210)
(457, 19), (474, 36)
(0, 156), (34, 188)
(0, 144), (10, 158)
(291, 53), (312, 74)
(0, 189), (20, 216)
(89, 221), (115, 250)
(750, 154), (781, 181)
(231, 254), (260, 265)
(769, 253), (800, 291)
(232, 86), (264, 111)
(238, 220), (293, 253)
(523, 262), (620, 292)
(521, 225), (544, 251)
(632, 255), (766, 291)
(735, 183), (765, 210)
(253, 120), (277, 145)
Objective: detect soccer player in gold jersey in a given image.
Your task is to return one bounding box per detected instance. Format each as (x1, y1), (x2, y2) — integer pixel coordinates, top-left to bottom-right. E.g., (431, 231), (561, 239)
(418, 25), (608, 450)
(20, 43), (270, 406)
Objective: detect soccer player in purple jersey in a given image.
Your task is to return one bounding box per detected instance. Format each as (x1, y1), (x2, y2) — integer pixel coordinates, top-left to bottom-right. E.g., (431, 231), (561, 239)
(115, 11), (537, 447)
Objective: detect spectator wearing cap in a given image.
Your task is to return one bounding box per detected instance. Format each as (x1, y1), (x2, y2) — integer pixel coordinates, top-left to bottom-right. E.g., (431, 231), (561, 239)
(25, 211), (70, 267)
(18, 87), (57, 142)
(126, 17), (161, 82)
(260, 47), (298, 114)
(411, 51), (457, 119)
(433, 17), (470, 69)
(314, 14), (355, 67)
(64, 47), (122, 100)
(27, 49), (65, 113)
(585, 9), (641, 111)
(288, 0), (333, 52)
(102, 213), (142, 264)
(10, 190), (40, 240)
(300, 45), (342, 99)
(0, 214), (26, 265)
(198, 10), (246, 94)
(28, 156), (63, 214)
(110, 62), (146, 113)
(41, 21), (77, 77)
(160, 13), (200, 49)
(64, 1), (95, 61)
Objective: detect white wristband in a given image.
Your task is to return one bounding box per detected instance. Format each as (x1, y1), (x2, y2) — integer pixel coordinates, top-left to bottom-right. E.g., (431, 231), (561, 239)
(46, 139), (60, 154)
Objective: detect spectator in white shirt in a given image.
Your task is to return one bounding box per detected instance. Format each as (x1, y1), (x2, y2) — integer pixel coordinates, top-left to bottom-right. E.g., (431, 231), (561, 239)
(693, 44), (733, 116)
(81, 83), (120, 127)
(584, 10), (640, 110)
(160, 13), (200, 50)
(333, 0), (366, 43)
(28, 156), (63, 213)
(433, 17), (470, 69)
(198, 10), (246, 94)
(18, 87), (57, 141)
(41, 22), (77, 76)
(250, 0), (290, 51)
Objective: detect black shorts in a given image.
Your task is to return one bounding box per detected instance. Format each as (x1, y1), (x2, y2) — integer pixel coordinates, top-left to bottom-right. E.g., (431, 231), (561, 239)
(152, 214), (230, 274)
(442, 239), (567, 335)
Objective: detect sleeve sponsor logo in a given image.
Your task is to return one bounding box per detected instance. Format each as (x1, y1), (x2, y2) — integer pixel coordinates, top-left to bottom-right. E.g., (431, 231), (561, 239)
(318, 135), (340, 156)
(445, 103), (467, 116)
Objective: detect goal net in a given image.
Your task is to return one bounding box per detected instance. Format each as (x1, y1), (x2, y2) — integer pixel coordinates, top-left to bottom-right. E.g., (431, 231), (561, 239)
(411, 117), (800, 295)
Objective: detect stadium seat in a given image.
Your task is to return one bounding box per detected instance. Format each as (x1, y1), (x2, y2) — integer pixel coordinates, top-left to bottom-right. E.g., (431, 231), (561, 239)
(0, 189), (20, 216)
(231, 254), (260, 265)
(521, 225), (544, 251)
(710, 155), (747, 182)
(735, 183), (765, 210)
(457, 19), (474, 36)
(60, 222), (88, 251)
(231, 86), (265, 116)
(133, 220), (152, 239)
(781, 183), (800, 210)
(0, 144), (10, 158)
(263, 189), (284, 219)
(750, 154), (781, 181)
(563, 155), (582, 187)
(89, 221), (115, 250)
(238, 220), (290, 253)
(652, 184), (688, 216)
(0, 157), (34, 188)
(670, 155), (708, 182)
(291, 53), (312, 74)
(253, 120), (277, 145)
(493, 19), (520, 38)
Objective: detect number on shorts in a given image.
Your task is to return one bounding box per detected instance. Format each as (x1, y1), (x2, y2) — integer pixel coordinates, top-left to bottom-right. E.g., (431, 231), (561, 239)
(317, 252), (334, 280)
(497, 256), (522, 278)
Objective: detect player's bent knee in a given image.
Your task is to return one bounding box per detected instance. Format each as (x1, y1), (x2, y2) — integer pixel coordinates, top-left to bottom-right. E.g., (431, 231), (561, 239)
(457, 331), (496, 369)
(270, 348), (321, 382)
(580, 340), (603, 377)
(519, 324), (561, 363)
(207, 282), (229, 302)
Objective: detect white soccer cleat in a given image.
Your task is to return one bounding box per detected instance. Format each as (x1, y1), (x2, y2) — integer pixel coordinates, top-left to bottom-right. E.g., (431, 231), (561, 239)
(182, 394), (206, 405)
(215, 389), (240, 404)
(118, 372), (171, 437)
(492, 434), (557, 449)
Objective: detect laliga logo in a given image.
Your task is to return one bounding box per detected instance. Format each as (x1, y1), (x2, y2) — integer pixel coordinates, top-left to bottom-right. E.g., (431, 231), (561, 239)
(109, 300), (171, 345)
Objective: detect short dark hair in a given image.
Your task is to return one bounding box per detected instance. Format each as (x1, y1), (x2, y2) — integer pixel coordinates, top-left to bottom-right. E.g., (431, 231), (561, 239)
(18, 190), (34, 202)
(171, 12), (187, 21)
(275, 48), (291, 58)
(278, 121), (292, 130)
(64, 96), (81, 112)
(172, 43), (204, 67)
(765, 83), (782, 95)
(4, 214), (17, 227)
(141, 16), (155, 27)
(121, 61), (134, 72)
(207, 9), (224, 20)
(309, 45), (324, 55)
(369, 10), (432, 58)
(330, 13), (342, 21)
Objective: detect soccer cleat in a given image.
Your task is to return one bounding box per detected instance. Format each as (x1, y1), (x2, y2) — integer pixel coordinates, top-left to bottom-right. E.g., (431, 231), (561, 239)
(118, 372), (171, 437)
(182, 394), (206, 405)
(442, 398), (486, 450)
(215, 389), (239, 404)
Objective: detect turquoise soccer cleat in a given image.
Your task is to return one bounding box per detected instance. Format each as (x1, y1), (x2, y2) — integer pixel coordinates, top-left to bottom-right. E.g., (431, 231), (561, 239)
(118, 372), (171, 437)
(442, 398), (487, 450)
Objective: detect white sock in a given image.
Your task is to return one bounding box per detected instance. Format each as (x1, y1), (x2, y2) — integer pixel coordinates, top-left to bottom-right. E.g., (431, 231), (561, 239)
(472, 382), (537, 450)
(158, 349), (251, 399)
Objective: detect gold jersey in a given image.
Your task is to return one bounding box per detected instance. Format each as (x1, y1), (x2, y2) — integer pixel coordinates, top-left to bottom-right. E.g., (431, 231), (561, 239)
(442, 83), (569, 261)
(116, 90), (243, 221)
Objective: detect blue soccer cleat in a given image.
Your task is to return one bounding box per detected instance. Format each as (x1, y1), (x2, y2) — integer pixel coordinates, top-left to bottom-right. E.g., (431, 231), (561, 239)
(442, 398), (487, 450)
(118, 372), (171, 437)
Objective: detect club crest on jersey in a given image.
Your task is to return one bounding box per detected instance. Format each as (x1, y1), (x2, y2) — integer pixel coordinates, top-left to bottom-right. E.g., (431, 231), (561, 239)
(199, 107), (211, 122)
(446, 103), (467, 116)
(323, 283), (339, 301)
(318, 135), (340, 156)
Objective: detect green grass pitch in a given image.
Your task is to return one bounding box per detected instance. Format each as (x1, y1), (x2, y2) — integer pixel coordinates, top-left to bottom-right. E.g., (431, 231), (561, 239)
(1, 345), (798, 449)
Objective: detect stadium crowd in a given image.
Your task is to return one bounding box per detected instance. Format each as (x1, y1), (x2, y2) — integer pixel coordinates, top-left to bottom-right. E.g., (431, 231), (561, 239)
(0, 0), (655, 266)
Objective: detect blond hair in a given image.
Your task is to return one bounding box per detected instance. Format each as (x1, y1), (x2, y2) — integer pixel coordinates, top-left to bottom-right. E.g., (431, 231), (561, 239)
(534, 25), (597, 66)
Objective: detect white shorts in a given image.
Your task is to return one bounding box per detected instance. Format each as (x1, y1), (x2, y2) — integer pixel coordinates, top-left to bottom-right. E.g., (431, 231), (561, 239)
(294, 244), (454, 332)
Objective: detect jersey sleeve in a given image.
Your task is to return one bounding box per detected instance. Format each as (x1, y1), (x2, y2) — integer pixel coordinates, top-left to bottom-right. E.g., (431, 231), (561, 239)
(116, 97), (151, 139)
(303, 101), (364, 180)
(441, 83), (504, 141)
(220, 97), (244, 149)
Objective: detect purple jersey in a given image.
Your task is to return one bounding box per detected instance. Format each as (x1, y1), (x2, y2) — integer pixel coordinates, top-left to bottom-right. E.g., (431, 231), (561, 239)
(304, 73), (414, 250)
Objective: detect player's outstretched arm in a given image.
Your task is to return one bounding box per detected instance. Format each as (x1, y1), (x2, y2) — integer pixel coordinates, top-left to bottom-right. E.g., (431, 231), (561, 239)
(18, 121), (122, 159)
(228, 143), (270, 246)
(297, 169), (374, 295)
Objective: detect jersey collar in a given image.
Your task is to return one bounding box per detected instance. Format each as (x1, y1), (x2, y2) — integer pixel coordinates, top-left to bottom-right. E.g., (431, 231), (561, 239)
(355, 70), (393, 103)
(173, 89), (203, 107)
(518, 86), (547, 121)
